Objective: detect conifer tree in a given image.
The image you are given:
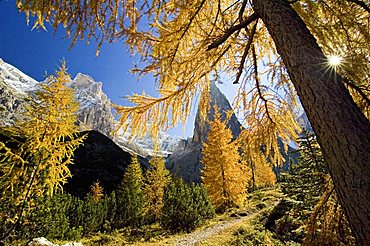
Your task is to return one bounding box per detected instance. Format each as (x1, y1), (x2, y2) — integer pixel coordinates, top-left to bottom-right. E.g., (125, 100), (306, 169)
(16, 1), (370, 242)
(276, 131), (354, 244)
(201, 111), (247, 212)
(90, 181), (104, 202)
(144, 156), (170, 221)
(116, 155), (145, 227)
(0, 63), (85, 240)
(160, 178), (215, 232)
(239, 132), (276, 191)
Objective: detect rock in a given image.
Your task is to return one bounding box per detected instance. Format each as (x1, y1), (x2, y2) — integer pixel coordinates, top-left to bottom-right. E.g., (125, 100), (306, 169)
(68, 73), (115, 138)
(64, 130), (149, 197)
(167, 82), (242, 182)
(61, 243), (83, 246)
(28, 237), (57, 246)
(28, 238), (83, 246)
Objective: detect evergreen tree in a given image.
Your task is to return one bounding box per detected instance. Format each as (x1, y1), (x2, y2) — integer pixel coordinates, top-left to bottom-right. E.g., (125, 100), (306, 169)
(116, 155), (145, 228)
(201, 111), (247, 212)
(17, 1), (370, 241)
(0, 63), (85, 240)
(144, 156), (170, 222)
(271, 131), (354, 244)
(160, 178), (215, 232)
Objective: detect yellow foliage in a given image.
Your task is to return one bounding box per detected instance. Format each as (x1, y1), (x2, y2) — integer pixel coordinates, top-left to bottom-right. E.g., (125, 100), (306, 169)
(15, 0), (369, 194)
(144, 156), (170, 220)
(90, 181), (104, 202)
(201, 110), (247, 211)
(238, 130), (276, 190)
(0, 63), (85, 225)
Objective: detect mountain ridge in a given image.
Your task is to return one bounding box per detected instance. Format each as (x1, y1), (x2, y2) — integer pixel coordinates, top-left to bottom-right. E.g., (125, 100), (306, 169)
(0, 58), (179, 157)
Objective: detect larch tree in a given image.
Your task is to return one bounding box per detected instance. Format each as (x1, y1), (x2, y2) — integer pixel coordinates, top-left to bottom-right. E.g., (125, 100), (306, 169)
(116, 155), (145, 227)
(238, 131), (277, 191)
(90, 181), (104, 202)
(16, 0), (370, 243)
(144, 156), (170, 221)
(201, 111), (247, 212)
(0, 63), (85, 239)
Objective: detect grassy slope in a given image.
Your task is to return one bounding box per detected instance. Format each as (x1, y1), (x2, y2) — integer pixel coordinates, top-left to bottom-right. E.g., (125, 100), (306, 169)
(64, 187), (283, 246)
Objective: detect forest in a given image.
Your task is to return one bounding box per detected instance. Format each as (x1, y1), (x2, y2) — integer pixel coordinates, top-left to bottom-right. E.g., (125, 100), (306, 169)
(0, 0), (369, 245)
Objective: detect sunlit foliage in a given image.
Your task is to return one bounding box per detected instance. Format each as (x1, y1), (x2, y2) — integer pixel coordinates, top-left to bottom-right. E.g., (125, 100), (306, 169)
(144, 156), (170, 221)
(201, 111), (247, 211)
(279, 131), (354, 244)
(90, 181), (104, 202)
(16, 0), (370, 168)
(294, 1), (370, 120)
(116, 155), (145, 227)
(0, 63), (85, 237)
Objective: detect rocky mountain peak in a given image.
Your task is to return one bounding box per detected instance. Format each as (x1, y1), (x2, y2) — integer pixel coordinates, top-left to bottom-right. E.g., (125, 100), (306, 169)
(67, 73), (115, 137)
(193, 82), (242, 144)
(168, 82), (243, 182)
(0, 59), (179, 157)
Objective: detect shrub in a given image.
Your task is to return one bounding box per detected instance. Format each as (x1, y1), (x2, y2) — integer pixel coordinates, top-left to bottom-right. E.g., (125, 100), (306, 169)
(230, 225), (286, 246)
(17, 190), (117, 242)
(20, 193), (83, 241)
(160, 179), (215, 232)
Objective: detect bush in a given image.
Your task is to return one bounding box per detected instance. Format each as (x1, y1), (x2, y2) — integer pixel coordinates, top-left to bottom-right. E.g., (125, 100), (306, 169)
(20, 193), (83, 241)
(230, 225), (288, 246)
(160, 179), (215, 232)
(11, 191), (118, 242)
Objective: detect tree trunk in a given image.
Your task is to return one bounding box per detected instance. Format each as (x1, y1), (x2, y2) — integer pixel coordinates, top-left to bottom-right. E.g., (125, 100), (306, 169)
(252, 0), (370, 244)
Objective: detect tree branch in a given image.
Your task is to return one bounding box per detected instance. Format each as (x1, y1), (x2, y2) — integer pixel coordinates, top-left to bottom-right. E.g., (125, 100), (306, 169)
(346, 0), (370, 14)
(238, 0), (249, 23)
(207, 12), (258, 50)
(252, 45), (274, 124)
(342, 77), (370, 107)
(233, 20), (258, 84)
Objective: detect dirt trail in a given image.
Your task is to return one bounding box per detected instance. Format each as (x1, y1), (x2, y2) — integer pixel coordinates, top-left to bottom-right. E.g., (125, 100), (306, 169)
(174, 209), (262, 246)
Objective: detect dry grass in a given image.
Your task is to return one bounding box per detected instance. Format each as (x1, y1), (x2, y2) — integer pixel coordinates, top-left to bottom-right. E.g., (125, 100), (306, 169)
(56, 187), (282, 246)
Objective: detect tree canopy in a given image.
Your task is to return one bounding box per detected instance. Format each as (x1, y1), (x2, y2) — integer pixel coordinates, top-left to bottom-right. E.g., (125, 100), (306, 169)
(201, 111), (247, 211)
(14, 0), (370, 243)
(16, 0), (369, 164)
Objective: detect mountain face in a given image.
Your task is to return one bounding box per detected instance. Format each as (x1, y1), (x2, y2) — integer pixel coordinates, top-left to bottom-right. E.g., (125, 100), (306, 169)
(167, 82), (242, 182)
(193, 82), (242, 144)
(65, 130), (150, 197)
(67, 73), (116, 137)
(0, 59), (300, 185)
(0, 59), (177, 157)
(0, 58), (37, 126)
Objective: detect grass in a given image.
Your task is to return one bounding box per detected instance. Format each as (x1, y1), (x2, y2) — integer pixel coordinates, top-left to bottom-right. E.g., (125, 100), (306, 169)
(53, 187), (283, 246)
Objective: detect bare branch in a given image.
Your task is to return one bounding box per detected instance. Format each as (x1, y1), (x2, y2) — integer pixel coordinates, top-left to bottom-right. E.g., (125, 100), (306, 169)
(252, 45), (274, 124)
(238, 0), (249, 23)
(207, 12), (258, 50)
(233, 20), (258, 84)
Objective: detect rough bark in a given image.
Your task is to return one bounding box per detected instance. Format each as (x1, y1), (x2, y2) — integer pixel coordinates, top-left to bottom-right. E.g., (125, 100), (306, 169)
(252, 0), (370, 244)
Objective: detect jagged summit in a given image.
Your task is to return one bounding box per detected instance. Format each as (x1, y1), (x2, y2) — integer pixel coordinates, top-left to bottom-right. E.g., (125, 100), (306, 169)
(168, 82), (243, 182)
(0, 59), (178, 156)
(68, 73), (115, 137)
(0, 58), (38, 94)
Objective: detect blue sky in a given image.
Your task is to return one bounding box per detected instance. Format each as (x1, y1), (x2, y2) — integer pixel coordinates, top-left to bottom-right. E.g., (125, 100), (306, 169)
(0, 0), (239, 137)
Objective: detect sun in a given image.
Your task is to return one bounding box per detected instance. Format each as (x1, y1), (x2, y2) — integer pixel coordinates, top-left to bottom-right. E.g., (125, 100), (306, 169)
(328, 55), (342, 67)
